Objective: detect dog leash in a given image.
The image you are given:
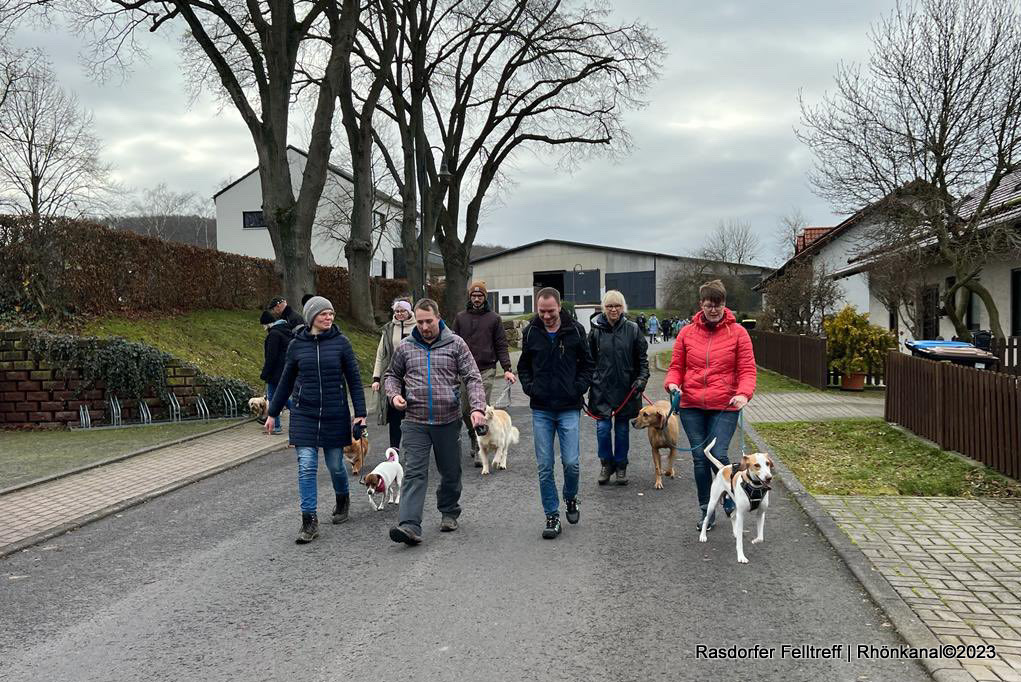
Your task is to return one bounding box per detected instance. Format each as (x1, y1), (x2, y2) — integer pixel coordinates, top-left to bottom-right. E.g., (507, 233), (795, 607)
(583, 384), (641, 421)
(659, 405), (746, 455)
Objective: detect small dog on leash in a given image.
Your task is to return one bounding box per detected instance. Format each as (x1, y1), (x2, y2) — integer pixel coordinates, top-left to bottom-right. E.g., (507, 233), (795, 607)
(477, 405), (519, 475)
(344, 433), (369, 476)
(630, 400), (681, 489)
(360, 448), (403, 511)
(248, 396), (268, 419)
(699, 437), (774, 564)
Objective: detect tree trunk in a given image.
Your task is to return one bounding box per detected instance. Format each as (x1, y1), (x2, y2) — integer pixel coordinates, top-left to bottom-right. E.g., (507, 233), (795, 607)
(343, 157), (376, 328)
(941, 282), (973, 343)
(439, 236), (470, 321)
(968, 280), (1006, 340)
(256, 144), (316, 304)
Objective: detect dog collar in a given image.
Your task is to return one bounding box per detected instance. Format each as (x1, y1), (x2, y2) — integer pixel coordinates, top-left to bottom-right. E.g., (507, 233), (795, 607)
(375, 479), (386, 493)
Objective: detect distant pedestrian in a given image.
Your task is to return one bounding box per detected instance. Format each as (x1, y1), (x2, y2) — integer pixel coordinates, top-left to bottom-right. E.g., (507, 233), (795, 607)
(647, 314), (660, 343)
(260, 310), (294, 435)
(371, 299), (415, 449)
(588, 291), (648, 486)
(635, 312), (647, 337)
(664, 279), (757, 532)
(268, 296), (305, 331)
(301, 293), (315, 307)
(383, 298), (487, 546)
(452, 280), (515, 465)
(266, 296), (367, 544)
(517, 287), (593, 539)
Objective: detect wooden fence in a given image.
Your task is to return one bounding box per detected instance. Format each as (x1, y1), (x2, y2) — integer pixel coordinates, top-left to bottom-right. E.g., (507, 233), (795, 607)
(991, 336), (1021, 376)
(885, 350), (1021, 480)
(748, 330), (828, 389)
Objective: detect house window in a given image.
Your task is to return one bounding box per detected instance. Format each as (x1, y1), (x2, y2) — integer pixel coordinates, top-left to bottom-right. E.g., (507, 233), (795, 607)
(1012, 268), (1021, 337)
(888, 306), (898, 333)
(513, 295), (521, 304)
(373, 210), (386, 231)
(502, 296), (510, 305)
(242, 211), (266, 229)
(381, 261), (387, 279)
(922, 286), (940, 339)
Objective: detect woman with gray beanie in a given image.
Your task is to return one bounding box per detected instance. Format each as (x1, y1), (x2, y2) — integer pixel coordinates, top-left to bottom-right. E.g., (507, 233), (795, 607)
(266, 295), (367, 544)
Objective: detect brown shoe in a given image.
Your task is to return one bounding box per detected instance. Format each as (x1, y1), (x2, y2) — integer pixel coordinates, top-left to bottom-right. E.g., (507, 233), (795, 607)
(440, 515), (458, 532)
(389, 525), (422, 545)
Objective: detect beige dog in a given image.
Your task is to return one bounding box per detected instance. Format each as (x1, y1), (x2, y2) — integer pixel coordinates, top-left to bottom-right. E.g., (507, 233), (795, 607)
(630, 400), (681, 489)
(248, 396), (268, 419)
(477, 405), (519, 475)
(344, 434), (369, 476)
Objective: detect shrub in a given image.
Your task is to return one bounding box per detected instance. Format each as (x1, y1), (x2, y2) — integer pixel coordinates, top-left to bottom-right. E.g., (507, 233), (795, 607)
(28, 333), (172, 399)
(823, 306), (896, 374)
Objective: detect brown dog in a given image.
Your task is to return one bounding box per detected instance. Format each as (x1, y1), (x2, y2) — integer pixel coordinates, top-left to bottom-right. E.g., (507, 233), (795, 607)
(630, 400), (681, 490)
(343, 435), (369, 476)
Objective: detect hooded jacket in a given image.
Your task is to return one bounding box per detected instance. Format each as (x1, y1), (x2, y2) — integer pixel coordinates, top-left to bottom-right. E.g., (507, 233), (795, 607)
(663, 308), (756, 411)
(260, 319), (293, 386)
(587, 313), (649, 419)
(268, 324), (367, 448)
(383, 322), (486, 425)
(452, 300), (511, 372)
(517, 311), (593, 412)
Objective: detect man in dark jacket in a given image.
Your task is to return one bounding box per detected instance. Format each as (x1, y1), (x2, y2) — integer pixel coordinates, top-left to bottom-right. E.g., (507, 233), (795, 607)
(268, 296), (305, 331)
(452, 280), (515, 465)
(588, 291), (649, 485)
(517, 287), (593, 540)
(260, 313), (294, 434)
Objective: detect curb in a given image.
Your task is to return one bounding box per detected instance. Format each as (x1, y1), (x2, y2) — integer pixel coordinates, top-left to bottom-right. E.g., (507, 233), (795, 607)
(0, 441), (287, 560)
(743, 422), (974, 682)
(0, 418), (254, 497)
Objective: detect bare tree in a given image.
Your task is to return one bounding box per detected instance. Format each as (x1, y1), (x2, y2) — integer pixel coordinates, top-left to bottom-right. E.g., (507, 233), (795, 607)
(867, 247), (932, 339)
(0, 59), (112, 223)
(697, 218), (761, 270)
(774, 208), (807, 264)
(797, 0), (1021, 340)
(123, 182), (205, 240)
(64, 0), (363, 307)
(760, 260), (842, 335)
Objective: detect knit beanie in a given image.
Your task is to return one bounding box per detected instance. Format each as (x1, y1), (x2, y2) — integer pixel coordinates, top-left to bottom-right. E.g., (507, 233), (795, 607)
(469, 280), (487, 296)
(303, 295), (335, 325)
(392, 299), (413, 314)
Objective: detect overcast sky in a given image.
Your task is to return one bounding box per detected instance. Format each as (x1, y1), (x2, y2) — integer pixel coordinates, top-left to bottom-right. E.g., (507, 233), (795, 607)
(10, 0), (896, 265)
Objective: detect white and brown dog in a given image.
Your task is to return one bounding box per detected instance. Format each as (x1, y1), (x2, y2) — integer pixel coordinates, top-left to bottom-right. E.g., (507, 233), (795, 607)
(477, 405), (519, 475)
(360, 447), (403, 511)
(248, 396), (268, 419)
(699, 437), (774, 564)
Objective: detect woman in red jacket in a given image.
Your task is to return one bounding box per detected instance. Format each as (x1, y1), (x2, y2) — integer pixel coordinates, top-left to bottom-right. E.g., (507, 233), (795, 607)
(664, 279), (757, 531)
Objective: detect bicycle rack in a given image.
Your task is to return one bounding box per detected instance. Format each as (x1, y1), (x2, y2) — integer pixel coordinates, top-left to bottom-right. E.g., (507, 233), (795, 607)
(196, 395), (210, 421)
(167, 392), (182, 423)
(78, 405), (92, 429)
(223, 388), (238, 418)
(138, 400), (152, 425)
(109, 395), (122, 427)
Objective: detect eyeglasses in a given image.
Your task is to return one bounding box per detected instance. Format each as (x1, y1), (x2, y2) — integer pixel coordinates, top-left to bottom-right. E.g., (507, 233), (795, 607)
(604, 304), (622, 310)
(701, 302), (723, 310)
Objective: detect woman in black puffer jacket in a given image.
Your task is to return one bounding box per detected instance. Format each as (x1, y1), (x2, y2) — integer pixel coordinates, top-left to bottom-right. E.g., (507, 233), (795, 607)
(267, 296), (367, 545)
(588, 291), (649, 486)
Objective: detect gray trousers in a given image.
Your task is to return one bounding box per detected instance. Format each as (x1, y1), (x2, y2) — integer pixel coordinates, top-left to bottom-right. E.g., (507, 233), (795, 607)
(398, 419), (462, 535)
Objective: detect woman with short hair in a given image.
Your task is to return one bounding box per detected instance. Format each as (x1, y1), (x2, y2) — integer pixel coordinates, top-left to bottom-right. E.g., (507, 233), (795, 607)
(664, 279), (757, 532)
(588, 290), (649, 486)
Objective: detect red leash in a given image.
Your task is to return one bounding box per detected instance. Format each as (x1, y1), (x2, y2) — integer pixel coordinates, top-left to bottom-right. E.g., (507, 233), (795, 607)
(584, 385), (647, 420)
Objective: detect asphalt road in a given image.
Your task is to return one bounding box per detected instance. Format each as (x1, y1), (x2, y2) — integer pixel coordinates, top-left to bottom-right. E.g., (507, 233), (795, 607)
(0, 405), (929, 682)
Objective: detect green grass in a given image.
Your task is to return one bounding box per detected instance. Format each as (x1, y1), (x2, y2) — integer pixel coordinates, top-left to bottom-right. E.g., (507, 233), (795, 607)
(82, 309), (379, 389)
(1, 420), (238, 488)
(754, 368), (821, 394)
(755, 418), (1021, 497)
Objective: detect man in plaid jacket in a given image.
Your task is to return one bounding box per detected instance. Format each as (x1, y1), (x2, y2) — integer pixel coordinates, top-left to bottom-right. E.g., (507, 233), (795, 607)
(384, 298), (487, 545)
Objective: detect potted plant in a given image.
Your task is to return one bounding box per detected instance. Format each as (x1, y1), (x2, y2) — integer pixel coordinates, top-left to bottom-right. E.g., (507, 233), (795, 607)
(823, 306), (896, 391)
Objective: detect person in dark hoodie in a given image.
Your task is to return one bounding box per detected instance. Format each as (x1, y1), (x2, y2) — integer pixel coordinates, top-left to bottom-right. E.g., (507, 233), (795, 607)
(266, 296), (367, 545)
(452, 280), (515, 465)
(260, 310), (294, 434)
(517, 287), (593, 540)
(588, 290), (649, 486)
(268, 296), (305, 331)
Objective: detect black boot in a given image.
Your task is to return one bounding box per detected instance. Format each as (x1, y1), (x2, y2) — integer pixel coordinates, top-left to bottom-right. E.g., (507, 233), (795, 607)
(597, 461), (614, 485)
(615, 464), (629, 486)
(296, 512), (319, 544)
(331, 494), (349, 524)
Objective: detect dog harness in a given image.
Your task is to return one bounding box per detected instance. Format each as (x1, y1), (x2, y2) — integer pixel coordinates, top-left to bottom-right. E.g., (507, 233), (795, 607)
(729, 463), (766, 511)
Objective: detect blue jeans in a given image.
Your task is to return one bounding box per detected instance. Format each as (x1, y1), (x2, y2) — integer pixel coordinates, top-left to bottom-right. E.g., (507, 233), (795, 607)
(596, 415), (630, 465)
(266, 382), (293, 433)
(678, 408), (739, 523)
(532, 409), (581, 516)
(295, 447), (349, 514)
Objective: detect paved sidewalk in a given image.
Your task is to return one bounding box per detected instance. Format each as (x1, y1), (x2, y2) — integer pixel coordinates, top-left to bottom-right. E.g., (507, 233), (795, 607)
(744, 391), (885, 422)
(0, 420), (286, 557)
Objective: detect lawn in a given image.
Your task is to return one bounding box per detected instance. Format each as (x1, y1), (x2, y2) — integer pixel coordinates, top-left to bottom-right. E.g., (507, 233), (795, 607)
(754, 368), (821, 394)
(83, 309), (380, 390)
(755, 418), (1021, 497)
(1, 420), (240, 489)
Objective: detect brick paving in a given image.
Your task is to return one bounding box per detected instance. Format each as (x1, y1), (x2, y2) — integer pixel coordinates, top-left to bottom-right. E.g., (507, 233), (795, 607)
(744, 391), (885, 423)
(0, 420), (286, 555)
(819, 496), (1021, 681)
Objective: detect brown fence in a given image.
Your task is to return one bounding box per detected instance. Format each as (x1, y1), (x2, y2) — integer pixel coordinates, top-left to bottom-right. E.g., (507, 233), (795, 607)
(991, 337), (1021, 376)
(885, 350), (1021, 479)
(748, 330), (828, 389)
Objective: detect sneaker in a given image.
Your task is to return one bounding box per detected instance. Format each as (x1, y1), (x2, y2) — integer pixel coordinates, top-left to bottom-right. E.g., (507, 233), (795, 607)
(615, 464), (629, 486)
(697, 515), (715, 533)
(331, 493), (349, 524)
(542, 514), (562, 539)
(440, 515), (458, 532)
(389, 525), (422, 546)
(597, 461), (614, 485)
(295, 512), (319, 544)
(565, 499), (580, 524)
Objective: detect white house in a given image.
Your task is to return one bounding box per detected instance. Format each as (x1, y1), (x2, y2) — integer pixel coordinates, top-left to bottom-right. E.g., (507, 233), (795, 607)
(214, 146), (403, 278)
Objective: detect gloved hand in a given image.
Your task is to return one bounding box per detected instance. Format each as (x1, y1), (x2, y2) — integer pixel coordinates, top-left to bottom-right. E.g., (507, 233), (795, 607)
(630, 380), (646, 393)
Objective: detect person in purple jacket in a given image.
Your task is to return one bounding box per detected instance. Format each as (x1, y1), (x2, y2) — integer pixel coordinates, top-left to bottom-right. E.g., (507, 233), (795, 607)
(383, 298), (487, 546)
